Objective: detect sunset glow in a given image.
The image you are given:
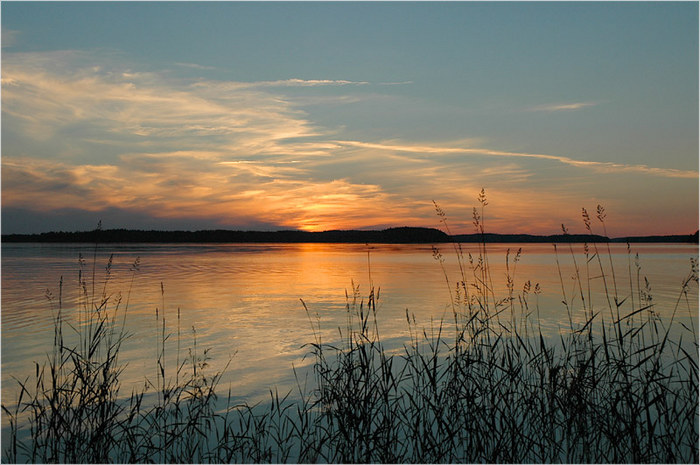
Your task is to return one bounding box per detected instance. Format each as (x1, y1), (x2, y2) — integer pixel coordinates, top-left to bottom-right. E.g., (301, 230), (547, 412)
(2, 2), (698, 237)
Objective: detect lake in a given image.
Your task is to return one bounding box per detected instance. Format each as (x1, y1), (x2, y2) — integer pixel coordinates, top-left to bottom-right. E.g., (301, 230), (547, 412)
(2, 241), (698, 406)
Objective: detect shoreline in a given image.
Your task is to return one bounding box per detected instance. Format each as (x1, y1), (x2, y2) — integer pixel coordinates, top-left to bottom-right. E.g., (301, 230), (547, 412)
(2, 227), (698, 244)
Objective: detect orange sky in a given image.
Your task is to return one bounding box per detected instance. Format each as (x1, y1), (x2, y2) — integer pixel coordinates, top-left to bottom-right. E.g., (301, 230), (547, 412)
(2, 3), (698, 236)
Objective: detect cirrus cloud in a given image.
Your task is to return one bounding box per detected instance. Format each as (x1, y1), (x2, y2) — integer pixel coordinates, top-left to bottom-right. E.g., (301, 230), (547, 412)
(527, 102), (600, 112)
(334, 140), (698, 179)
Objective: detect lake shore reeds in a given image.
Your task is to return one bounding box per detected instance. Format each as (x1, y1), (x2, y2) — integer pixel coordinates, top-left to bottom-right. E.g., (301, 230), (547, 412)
(3, 198), (698, 463)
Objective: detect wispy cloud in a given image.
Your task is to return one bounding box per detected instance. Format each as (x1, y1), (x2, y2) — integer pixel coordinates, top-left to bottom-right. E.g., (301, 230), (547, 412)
(258, 79), (370, 87)
(1, 29), (20, 48)
(334, 140), (698, 179)
(193, 78), (370, 91)
(1, 51), (327, 157)
(173, 62), (217, 70)
(378, 81), (414, 86)
(527, 102), (599, 112)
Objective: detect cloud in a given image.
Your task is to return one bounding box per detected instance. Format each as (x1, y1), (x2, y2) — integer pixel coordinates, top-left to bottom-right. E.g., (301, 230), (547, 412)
(1, 154), (411, 232)
(2, 51), (400, 232)
(334, 140), (698, 179)
(173, 62), (217, 70)
(192, 78), (370, 91)
(1, 29), (20, 48)
(528, 102), (599, 112)
(1, 206), (282, 234)
(1, 51), (327, 157)
(257, 79), (370, 87)
(2, 50), (696, 236)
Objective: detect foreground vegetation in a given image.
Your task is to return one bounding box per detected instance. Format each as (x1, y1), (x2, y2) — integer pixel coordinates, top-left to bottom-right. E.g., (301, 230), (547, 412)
(3, 199), (698, 463)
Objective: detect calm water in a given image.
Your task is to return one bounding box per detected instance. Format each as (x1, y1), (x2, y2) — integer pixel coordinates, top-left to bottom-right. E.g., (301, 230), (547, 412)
(2, 242), (698, 404)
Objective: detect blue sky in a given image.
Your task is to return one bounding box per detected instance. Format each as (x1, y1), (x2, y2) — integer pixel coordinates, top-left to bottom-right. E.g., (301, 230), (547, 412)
(2, 2), (698, 235)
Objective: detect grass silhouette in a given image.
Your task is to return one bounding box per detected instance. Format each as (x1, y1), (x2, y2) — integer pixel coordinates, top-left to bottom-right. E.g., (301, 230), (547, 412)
(3, 194), (698, 463)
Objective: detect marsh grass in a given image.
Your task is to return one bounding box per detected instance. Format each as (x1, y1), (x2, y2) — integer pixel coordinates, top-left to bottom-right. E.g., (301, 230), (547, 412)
(3, 198), (698, 463)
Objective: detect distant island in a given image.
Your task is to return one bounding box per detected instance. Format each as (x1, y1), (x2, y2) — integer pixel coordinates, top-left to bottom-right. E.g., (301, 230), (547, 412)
(2, 227), (698, 244)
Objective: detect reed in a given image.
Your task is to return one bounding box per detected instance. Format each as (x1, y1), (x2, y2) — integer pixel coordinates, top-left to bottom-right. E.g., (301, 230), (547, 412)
(2, 197), (698, 463)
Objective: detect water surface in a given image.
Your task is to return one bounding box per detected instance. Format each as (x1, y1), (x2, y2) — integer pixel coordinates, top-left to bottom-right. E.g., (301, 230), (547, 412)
(2, 242), (697, 404)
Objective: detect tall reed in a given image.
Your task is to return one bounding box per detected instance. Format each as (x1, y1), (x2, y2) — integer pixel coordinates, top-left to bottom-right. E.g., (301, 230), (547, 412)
(3, 197), (697, 463)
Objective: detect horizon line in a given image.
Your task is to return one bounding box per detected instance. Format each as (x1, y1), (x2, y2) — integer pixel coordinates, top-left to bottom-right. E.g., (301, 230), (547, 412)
(3, 226), (698, 242)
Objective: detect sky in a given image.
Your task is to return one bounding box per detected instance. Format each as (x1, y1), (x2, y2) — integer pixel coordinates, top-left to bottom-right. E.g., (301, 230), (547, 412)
(1, 1), (698, 236)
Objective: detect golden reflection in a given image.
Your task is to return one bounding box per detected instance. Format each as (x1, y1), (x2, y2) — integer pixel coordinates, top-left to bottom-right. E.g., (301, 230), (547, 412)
(2, 242), (697, 405)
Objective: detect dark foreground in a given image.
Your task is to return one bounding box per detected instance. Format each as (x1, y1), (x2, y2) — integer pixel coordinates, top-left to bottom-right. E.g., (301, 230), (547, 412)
(3, 244), (698, 463)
